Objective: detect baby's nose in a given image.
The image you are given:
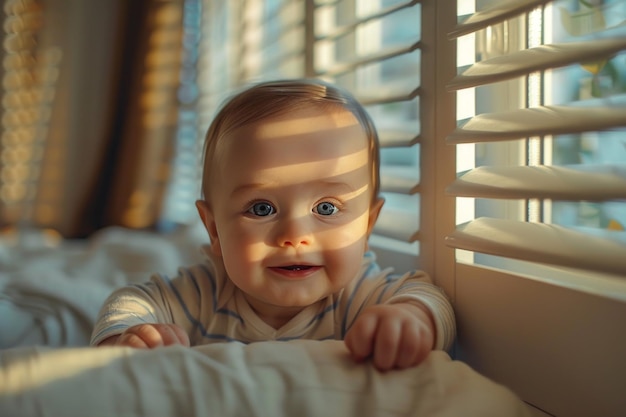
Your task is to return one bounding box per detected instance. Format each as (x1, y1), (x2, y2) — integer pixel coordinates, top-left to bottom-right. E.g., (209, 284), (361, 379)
(275, 216), (312, 248)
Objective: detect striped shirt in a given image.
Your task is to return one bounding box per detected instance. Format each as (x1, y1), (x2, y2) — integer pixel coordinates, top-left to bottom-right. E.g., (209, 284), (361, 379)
(90, 250), (456, 350)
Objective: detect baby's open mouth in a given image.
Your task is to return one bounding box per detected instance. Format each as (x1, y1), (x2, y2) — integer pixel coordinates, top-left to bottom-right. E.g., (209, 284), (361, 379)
(269, 264), (321, 278)
(280, 265), (313, 271)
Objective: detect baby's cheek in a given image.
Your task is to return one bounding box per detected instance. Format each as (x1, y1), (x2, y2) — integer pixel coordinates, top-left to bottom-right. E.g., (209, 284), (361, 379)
(223, 233), (264, 264)
(318, 211), (370, 249)
(325, 241), (367, 286)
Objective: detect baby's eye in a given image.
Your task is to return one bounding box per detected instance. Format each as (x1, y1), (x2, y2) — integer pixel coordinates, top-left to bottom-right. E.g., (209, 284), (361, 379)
(247, 201), (276, 217)
(314, 201), (339, 216)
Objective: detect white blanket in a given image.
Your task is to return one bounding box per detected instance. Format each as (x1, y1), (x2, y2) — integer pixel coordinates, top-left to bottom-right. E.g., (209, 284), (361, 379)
(0, 342), (530, 417)
(0, 225), (531, 417)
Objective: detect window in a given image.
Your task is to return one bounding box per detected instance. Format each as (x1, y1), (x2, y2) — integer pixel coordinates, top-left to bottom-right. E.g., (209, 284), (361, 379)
(451, 0), (626, 277)
(448, 0), (626, 415)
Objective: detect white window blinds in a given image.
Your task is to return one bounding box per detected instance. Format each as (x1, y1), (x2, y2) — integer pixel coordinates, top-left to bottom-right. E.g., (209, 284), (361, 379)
(237, 0), (307, 81)
(447, 0), (626, 277)
(196, 0), (309, 122)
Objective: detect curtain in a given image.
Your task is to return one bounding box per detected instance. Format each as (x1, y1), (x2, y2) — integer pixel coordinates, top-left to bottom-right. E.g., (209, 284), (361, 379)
(0, 0), (187, 238)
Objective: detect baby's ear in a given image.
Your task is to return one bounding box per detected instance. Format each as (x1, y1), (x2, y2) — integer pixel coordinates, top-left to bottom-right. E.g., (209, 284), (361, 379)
(195, 200), (222, 257)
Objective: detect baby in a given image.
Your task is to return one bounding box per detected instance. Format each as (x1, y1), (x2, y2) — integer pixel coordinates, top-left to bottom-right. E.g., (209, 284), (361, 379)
(91, 79), (455, 371)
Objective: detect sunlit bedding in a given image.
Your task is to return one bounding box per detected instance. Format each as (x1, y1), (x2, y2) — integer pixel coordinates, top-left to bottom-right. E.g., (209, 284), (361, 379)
(0, 225), (530, 417)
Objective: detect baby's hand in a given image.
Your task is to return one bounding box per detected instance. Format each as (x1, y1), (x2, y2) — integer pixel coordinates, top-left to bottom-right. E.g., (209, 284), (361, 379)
(344, 303), (434, 371)
(99, 323), (190, 348)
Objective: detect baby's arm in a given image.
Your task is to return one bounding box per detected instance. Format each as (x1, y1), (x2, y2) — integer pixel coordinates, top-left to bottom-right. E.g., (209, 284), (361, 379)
(343, 268), (455, 371)
(344, 302), (434, 371)
(97, 323), (190, 348)
(91, 268), (206, 347)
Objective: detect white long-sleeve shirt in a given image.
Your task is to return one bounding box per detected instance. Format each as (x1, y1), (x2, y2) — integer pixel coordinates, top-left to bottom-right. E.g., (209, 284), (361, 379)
(91, 250), (456, 349)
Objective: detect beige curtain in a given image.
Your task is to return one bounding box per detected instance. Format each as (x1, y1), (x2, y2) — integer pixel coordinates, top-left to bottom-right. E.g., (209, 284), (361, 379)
(0, 0), (185, 238)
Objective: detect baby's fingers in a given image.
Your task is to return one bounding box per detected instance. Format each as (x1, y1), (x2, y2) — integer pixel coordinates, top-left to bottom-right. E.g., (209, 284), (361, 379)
(344, 315), (378, 361)
(147, 323), (191, 347)
(394, 321), (423, 369)
(116, 323), (190, 348)
(118, 324), (166, 348)
(372, 319), (402, 371)
(166, 323), (191, 347)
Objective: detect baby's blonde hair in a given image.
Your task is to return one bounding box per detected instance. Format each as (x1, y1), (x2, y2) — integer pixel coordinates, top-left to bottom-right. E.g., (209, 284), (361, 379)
(200, 78), (381, 204)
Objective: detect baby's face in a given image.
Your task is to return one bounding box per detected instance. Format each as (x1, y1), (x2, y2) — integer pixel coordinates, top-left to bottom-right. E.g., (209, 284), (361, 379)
(198, 105), (382, 322)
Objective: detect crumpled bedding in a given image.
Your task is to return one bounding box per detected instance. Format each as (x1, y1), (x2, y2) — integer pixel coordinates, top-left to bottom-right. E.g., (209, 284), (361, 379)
(0, 225), (531, 417)
(0, 342), (531, 417)
(0, 224), (208, 348)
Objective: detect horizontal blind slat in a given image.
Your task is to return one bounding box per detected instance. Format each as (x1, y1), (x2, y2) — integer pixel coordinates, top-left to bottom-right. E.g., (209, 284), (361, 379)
(374, 207), (419, 242)
(356, 85), (420, 106)
(314, 0), (340, 7)
(378, 127), (420, 148)
(262, 0), (301, 24)
(316, 0), (419, 42)
(447, 37), (626, 91)
(261, 20), (304, 46)
(447, 165), (626, 200)
(449, 0), (552, 39)
(446, 217), (626, 276)
(258, 49), (305, 69)
(381, 167), (420, 194)
(316, 40), (421, 77)
(447, 102), (626, 143)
